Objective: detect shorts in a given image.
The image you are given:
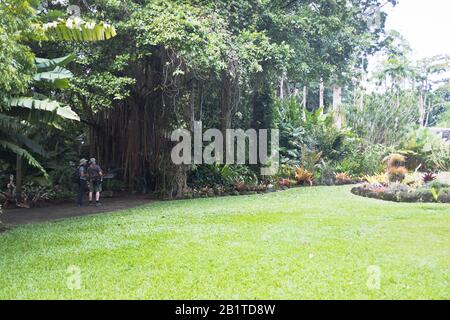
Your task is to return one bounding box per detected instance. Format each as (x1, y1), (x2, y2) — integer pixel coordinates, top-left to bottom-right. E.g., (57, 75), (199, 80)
(89, 180), (102, 193)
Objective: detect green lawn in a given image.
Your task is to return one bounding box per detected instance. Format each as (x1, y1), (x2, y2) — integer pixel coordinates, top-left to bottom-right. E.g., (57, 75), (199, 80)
(0, 186), (449, 299)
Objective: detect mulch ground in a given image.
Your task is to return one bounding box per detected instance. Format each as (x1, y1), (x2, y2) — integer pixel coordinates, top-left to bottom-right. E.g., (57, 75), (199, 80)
(1, 195), (154, 228)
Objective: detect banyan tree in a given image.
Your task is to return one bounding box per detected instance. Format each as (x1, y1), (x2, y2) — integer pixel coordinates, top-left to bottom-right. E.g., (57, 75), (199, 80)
(67, 1), (289, 196)
(62, 0), (389, 196)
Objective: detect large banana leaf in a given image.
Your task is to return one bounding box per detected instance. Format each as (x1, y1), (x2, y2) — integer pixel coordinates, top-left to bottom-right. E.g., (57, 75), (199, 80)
(42, 18), (117, 42)
(33, 66), (73, 82)
(36, 54), (76, 71)
(7, 97), (80, 121)
(0, 140), (46, 174)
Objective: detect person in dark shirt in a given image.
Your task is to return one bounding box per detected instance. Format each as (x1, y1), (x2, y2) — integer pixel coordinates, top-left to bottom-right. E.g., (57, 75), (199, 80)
(87, 158), (103, 206)
(76, 158), (88, 207)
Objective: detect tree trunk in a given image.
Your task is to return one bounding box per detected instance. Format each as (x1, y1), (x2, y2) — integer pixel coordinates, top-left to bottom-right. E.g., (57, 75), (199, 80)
(319, 78), (324, 112)
(358, 87), (364, 112)
(16, 154), (23, 200)
(88, 48), (183, 194)
(220, 61), (239, 140)
(302, 86), (307, 120)
(332, 84), (343, 129)
(220, 74), (233, 136)
(418, 93), (425, 126)
(279, 71), (287, 99)
(251, 66), (273, 131)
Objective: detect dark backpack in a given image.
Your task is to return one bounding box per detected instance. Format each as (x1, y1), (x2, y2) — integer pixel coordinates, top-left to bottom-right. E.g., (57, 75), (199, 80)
(88, 164), (102, 182)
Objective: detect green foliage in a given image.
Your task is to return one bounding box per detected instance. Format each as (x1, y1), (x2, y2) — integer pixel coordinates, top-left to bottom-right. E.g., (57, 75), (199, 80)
(0, 0), (117, 184)
(276, 98), (355, 171)
(0, 139), (46, 174)
(419, 181), (450, 192)
(1, 0), (408, 194)
(35, 54), (75, 70)
(128, 0), (229, 73)
(430, 187), (440, 202)
(315, 160), (336, 186)
(400, 128), (450, 171)
(20, 182), (55, 207)
(0, 0), (38, 104)
(345, 91), (420, 145)
(336, 144), (390, 177)
(188, 164), (258, 189)
(273, 96), (302, 128)
(8, 97), (79, 121)
(70, 73), (135, 113)
(437, 108), (450, 127)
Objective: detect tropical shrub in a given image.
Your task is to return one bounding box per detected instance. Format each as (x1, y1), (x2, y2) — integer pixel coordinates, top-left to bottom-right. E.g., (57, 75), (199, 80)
(345, 91), (420, 146)
(363, 173), (388, 186)
(20, 183), (56, 208)
(422, 172), (437, 184)
(295, 167), (314, 186)
(316, 160), (336, 185)
(277, 164), (296, 180)
(402, 172), (422, 188)
(336, 144), (390, 177)
(275, 98), (356, 172)
(234, 181), (247, 192)
(386, 153), (406, 168)
(335, 172), (353, 185)
(386, 154), (408, 183)
(188, 164), (258, 189)
(400, 128), (450, 171)
(278, 179), (292, 188)
(419, 181), (450, 191)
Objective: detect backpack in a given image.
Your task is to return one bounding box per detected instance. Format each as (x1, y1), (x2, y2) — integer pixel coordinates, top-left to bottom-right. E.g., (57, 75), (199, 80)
(88, 164), (102, 182)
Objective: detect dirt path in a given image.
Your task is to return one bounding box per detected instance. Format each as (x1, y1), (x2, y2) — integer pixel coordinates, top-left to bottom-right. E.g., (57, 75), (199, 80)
(1, 195), (154, 227)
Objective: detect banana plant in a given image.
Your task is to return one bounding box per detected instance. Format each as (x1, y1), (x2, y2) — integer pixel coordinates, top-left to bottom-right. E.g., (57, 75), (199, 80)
(0, 1), (117, 198)
(41, 17), (117, 42)
(6, 54), (79, 122)
(2, 54), (80, 195)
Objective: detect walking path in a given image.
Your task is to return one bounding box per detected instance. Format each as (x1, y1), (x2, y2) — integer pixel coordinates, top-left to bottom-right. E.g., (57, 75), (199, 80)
(1, 195), (154, 227)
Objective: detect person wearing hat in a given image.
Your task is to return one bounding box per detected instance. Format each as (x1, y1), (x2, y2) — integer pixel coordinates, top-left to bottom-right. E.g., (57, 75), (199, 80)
(87, 158), (104, 206)
(76, 158), (88, 207)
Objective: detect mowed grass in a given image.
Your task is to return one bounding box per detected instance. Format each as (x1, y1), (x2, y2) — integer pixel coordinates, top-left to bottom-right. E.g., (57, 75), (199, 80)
(0, 186), (449, 300)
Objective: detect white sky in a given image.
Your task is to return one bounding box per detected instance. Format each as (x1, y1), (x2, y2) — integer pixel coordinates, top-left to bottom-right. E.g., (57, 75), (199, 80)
(384, 0), (450, 59)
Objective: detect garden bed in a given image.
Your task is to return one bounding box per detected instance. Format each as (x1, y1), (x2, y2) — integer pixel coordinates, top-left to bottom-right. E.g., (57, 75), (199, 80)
(351, 183), (450, 203)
